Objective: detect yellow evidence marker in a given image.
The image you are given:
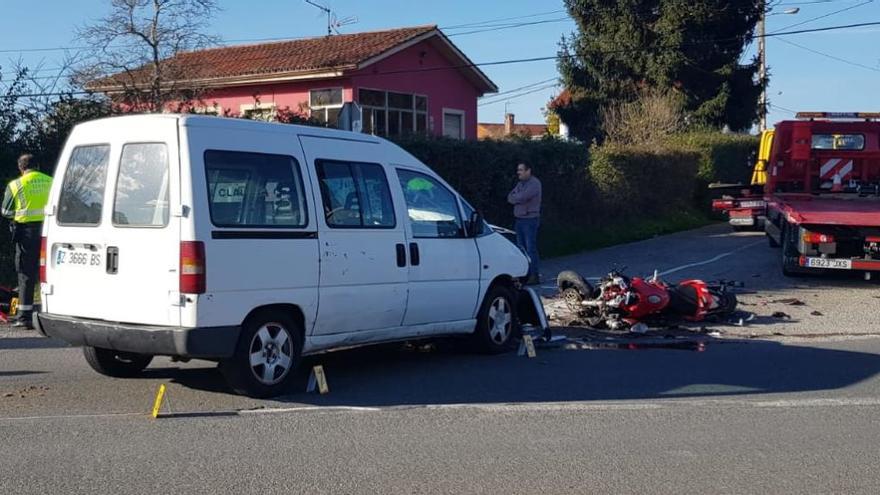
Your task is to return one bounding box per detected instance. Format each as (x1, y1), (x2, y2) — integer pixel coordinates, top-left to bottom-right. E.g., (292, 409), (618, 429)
(307, 365), (329, 394)
(151, 384), (167, 419)
(518, 335), (537, 358)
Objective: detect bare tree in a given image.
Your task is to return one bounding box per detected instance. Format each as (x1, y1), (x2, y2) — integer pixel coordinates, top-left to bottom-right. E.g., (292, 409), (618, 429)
(76, 0), (220, 113)
(602, 89), (686, 146)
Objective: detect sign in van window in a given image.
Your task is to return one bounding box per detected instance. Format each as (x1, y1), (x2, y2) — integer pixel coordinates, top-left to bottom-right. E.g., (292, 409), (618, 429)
(57, 145), (111, 226)
(113, 143), (170, 227)
(204, 150), (307, 228)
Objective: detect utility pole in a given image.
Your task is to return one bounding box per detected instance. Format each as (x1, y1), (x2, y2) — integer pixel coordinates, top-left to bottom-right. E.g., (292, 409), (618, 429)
(758, 3), (799, 130)
(758, 0), (767, 131)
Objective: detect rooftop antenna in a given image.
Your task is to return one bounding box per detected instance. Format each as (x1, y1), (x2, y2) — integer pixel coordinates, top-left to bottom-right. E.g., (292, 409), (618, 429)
(304, 0), (357, 35)
(304, 0), (332, 36)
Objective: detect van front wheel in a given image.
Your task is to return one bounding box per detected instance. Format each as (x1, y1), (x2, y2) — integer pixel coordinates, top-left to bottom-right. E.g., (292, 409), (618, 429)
(83, 346), (153, 378)
(473, 285), (520, 354)
(220, 312), (303, 398)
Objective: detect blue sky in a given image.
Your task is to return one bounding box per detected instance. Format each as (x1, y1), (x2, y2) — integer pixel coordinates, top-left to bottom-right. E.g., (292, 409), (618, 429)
(0, 0), (878, 128)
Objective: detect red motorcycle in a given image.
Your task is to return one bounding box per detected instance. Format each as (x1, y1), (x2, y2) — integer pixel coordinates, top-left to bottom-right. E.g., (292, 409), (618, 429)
(557, 268), (738, 331)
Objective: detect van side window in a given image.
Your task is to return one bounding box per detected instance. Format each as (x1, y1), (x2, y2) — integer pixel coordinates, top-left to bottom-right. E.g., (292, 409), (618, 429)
(396, 169), (464, 238)
(316, 160), (396, 229)
(57, 145), (111, 226)
(113, 143), (169, 227)
(204, 150), (308, 228)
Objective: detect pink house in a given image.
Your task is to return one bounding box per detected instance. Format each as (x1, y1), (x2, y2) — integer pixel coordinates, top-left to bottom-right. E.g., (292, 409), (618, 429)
(91, 25), (497, 140)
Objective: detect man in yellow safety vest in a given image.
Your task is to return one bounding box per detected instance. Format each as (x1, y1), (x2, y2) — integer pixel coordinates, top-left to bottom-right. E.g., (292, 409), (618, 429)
(2, 154), (52, 329)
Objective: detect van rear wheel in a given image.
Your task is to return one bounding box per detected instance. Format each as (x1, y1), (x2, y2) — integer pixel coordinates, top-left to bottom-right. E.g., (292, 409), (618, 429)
(472, 285), (520, 354)
(219, 311), (303, 398)
(83, 346), (153, 378)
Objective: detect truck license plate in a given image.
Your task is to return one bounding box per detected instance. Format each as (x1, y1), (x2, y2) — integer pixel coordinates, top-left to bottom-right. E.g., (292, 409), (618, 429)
(805, 257), (852, 270)
(730, 217), (754, 226)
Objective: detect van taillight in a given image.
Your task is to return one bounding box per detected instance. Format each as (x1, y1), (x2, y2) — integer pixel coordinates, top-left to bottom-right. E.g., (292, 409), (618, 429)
(180, 241), (206, 294)
(39, 237), (47, 284)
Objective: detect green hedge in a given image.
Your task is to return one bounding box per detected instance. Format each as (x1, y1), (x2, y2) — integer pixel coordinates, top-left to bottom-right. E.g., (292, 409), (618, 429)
(393, 136), (591, 229)
(588, 144), (700, 218)
(395, 136), (709, 257)
(665, 132), (759, 209)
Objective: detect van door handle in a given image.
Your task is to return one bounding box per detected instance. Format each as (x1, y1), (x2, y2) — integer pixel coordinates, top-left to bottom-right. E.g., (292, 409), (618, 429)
(396, 243), (406, 267)
(106, 246), (119, 274)
(409, 243), (420, 266)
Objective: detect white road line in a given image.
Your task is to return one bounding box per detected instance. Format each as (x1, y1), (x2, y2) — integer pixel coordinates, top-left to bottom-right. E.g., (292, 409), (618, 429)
(541, 239), (765, 290)
(0, 412), (143, 422)
(2, 395), (880, 422)
(240, 405), (381, 415)
(657, 239), (765, 277)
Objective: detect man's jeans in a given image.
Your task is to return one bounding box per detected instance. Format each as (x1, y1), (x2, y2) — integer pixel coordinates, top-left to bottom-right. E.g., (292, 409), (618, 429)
(514, 217), (540, 280)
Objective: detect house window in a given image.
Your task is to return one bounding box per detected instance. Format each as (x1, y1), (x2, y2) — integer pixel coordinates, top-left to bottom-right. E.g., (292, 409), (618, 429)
(358, 88), (428, 137)
(240, 103), (276, 122)
(310, 88), (344, 126)
(192, 105), (220, 116)
(442, 109), (465, 139)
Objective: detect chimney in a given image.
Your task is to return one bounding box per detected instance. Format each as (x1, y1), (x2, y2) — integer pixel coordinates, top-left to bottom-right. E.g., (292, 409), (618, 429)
(504, 113), (515, 135)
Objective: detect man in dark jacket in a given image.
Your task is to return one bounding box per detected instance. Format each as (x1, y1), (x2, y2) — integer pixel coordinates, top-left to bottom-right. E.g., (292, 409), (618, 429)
(507, 162), (542, 285)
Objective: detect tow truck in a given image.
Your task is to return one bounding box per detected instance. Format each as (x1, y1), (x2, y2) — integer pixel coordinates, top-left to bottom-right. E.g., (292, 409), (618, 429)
(710, 129), (773, 230)
(762, 112), (880, 278)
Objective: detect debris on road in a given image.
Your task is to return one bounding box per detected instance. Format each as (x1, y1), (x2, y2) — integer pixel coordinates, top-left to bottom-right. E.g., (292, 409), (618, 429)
(811, 311), (824, 316)
(772, 298), (806, 306)
(772, 311), (791, 319)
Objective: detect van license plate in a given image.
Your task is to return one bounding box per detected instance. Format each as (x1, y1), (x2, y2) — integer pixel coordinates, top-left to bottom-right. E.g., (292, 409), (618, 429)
(805, 257), (852, 270)
(55, 248), (102, 269)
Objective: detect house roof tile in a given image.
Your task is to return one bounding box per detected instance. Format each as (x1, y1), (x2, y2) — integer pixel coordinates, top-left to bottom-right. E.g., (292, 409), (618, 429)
(92, 25), (439, 89)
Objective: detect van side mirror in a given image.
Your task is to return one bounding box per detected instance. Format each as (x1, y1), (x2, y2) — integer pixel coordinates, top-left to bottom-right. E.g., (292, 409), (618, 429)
(467, 211), (484, 238)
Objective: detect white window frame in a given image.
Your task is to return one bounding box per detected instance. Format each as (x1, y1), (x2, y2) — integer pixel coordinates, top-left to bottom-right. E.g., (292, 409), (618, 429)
(442, 108), (466, 140)
(309, 87), (345, 123)
(192, 105), (220, 116)
(357, 87), (428, 137)
(239, 102), (277, 121)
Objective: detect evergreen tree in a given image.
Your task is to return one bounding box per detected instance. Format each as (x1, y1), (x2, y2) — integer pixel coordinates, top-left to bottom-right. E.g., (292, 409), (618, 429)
(555, 0), (763, 142)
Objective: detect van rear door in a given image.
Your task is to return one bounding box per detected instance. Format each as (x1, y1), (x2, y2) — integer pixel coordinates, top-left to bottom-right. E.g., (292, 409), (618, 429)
(44, 117), (181, 326)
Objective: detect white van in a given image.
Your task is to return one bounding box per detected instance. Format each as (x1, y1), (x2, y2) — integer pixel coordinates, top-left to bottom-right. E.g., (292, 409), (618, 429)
(34, 115), (547, 397)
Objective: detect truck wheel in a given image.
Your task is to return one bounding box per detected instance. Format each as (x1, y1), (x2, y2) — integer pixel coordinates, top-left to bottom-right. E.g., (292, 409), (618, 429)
(781, 224), (803, 277)
(83, 346), (153, 378)
(219, 311), (303, 398)
(472, 284), (520, 354)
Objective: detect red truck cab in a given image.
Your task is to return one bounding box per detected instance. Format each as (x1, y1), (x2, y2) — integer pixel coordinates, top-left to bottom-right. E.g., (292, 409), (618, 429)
(763, 112), (880, 277)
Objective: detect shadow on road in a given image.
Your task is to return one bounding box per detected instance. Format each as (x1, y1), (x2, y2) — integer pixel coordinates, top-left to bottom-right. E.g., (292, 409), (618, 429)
(141, 336), (880, 407)
(0, 370), (48, 377)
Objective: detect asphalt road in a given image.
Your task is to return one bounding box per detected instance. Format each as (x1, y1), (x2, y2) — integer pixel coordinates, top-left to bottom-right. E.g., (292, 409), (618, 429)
(2, 224), (880, 494)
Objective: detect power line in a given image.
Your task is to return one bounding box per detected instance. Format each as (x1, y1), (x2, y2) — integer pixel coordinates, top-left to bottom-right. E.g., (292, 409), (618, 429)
(3, 20), (880, 100)
(481, 78), (558, 99)
(772, 0), (874, 32)
(446, 18), (572, 37)
(778, 0), (851, 5)
(478, 84), (559, 107)
(769, 102), (799, 115)
(775, 36), (880, 72)
(441, 10), (567, 30)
